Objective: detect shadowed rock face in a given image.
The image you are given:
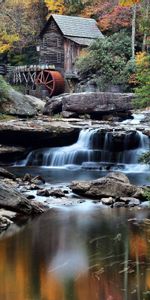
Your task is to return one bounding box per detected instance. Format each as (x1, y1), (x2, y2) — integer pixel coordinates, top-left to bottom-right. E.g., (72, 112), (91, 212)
(70, 172), (144, 200)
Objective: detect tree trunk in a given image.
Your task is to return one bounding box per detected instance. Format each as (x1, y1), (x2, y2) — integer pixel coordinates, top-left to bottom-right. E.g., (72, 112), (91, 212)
(132, 4), (137, 59)
(142, 0), (150, 52)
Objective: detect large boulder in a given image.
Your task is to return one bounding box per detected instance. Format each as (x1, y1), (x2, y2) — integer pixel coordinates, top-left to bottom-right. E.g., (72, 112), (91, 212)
(70, 172), (144, 200)
(0, 87), (45, 117)
(0, 181), (48, 215)
(62, 92), (134, 115)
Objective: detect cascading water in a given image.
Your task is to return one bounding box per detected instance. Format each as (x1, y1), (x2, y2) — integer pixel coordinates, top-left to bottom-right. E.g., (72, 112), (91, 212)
(18, 129), (150, 173)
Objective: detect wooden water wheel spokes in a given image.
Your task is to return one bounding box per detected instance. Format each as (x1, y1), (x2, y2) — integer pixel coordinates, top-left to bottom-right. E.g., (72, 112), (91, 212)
(35, 70), (65, 97)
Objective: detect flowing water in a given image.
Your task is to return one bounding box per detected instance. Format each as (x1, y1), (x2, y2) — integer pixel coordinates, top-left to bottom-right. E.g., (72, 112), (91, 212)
(15, 129), (150, 185)
(0, 207), (150, 300)
(1, 128), (150, 299)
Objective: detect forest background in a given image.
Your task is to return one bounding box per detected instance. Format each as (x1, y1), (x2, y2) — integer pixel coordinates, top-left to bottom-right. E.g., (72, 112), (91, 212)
(0, 0), (150, 107)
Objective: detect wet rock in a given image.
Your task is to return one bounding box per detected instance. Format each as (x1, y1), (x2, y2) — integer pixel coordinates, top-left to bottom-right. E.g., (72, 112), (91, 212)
(101, 197), (114, 205)
(31, 175), (45, 185)
(37, 188), (66, 198)
(106, 172), (130, 184)
(48, 189), (66, 198)
(70, 172), (143, 200)
(26, 195), (35, 200)
(128, 198), (140, 207)
(37, 189), (50, 197)
(0, 167), (16, 180)
(23, 173), (32, 182)
(23, 174), (45, 185)
(113, 202), (126, 208)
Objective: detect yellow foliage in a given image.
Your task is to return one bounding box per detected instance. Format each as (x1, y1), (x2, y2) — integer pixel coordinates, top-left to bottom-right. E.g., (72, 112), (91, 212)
(44, 0), (64, 14)
(120, 0), (140, 6)
(0, 32), (19, 53)
(135, 51), (146, 65)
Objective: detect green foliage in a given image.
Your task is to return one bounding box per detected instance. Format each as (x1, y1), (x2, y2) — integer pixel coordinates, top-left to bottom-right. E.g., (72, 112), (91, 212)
(139, 151), (150, 164)
(76, 30), (133, 91)
(0, 75), (10, 99)
(134, 54), (150, 108)
(65, 0), (86, 15)
(8, 46), (38, 66)
(143, 187), (150, 202)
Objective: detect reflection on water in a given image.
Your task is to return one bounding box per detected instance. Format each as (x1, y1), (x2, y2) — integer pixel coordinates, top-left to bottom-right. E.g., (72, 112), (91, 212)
(0, 207), (150, 300)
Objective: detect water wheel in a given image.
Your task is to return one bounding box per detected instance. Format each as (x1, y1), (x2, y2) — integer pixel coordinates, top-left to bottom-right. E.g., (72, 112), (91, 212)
(35, 70), (65, 97)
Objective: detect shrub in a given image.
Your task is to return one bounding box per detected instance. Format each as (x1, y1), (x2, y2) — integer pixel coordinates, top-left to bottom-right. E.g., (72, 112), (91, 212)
(0, 75), (10, 99)
(133, 52), (150, 108)
(76, 30), (134, 91)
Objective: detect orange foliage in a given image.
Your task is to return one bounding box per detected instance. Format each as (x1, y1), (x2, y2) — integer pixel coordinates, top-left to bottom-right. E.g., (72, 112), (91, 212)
(129, 234), (148, 260)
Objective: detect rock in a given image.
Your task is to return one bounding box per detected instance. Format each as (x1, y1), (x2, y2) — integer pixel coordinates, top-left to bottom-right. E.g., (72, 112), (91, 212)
(0, 119), (79, 147)
(23, 173), (32, 182)
(37, 188), (66, 198)
(128, 198), (140, 207)
(70, 172), (143, 200)
(31, 175), (45, 185)
(0, 182), (48, 215)
(0, 167), (16, 180)
(26, 195), (35, 200)
(0, 216), (12, 233)
(101, 197), (114, 205)
(43, 95), (62, 115)
(48, 189), (66, 198)
(62, 92), (134, 116)
(0, 87), (45, 117)
(106, 172), (130, 184)
(113, 202), (126, 208)
(61, 111), (78, 118)
(37, 189), (50, 197)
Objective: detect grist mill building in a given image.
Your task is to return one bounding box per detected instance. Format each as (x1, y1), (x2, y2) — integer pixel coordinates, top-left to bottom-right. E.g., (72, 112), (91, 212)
(38, 14), (103, 76)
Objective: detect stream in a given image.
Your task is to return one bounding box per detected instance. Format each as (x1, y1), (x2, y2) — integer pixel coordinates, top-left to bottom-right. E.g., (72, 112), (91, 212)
(0, 207), (150, 300)
(1, 116), (150, 300)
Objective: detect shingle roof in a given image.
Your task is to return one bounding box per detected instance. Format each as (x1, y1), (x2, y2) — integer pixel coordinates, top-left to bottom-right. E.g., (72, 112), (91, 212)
(66, 36), (96, 46)
(41, 14), (103, 40)
(52, 14), (103, 39)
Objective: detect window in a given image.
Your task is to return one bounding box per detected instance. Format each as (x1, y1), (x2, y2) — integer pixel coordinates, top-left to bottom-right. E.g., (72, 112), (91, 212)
(57, 53), (61, 63)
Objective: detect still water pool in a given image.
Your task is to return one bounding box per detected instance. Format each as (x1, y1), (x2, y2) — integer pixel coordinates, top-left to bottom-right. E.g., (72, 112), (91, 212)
(0, 207), (150, 300)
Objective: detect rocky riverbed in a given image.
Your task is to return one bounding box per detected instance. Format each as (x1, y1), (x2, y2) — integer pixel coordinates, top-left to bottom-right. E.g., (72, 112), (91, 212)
(0, 164), (150, 235)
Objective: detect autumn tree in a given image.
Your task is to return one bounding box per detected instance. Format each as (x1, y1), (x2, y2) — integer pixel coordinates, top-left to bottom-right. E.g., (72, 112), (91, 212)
(0, 0), (47, 63)
(120, 0), (141, 59)
(44, 0), (64, 15)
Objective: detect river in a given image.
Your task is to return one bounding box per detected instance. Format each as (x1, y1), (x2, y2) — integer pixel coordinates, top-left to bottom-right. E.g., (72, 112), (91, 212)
(0, 207), (150, 300)
(0, 123), (150, 299)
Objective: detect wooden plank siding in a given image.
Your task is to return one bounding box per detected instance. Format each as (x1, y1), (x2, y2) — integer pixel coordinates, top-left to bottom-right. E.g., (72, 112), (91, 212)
(39, 20), (64, 73)
(64, 39), (81, 74)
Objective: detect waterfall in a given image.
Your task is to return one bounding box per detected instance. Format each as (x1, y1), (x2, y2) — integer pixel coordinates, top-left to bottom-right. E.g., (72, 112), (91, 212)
(18, 129), (150, 171)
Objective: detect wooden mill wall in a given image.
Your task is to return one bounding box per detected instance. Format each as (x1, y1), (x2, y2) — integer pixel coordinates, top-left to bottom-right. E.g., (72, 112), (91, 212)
(39, 19), (64, 73)
(64, 39), (81, 74)
(39, 18), (85, 75)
